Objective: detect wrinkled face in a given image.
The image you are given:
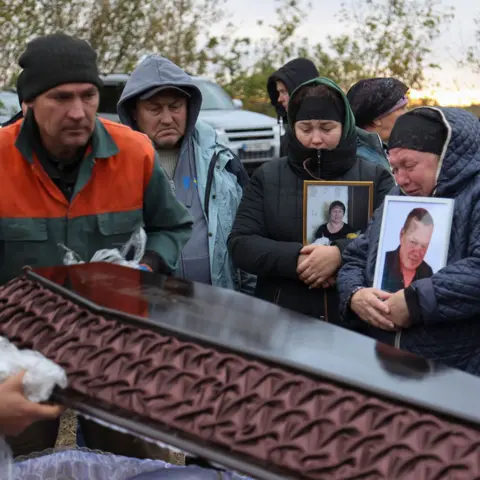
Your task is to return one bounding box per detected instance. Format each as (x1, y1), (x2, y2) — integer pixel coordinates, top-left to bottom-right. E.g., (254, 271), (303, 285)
(329, 206), (345, 223)
(135, 92), (188, 148)
(29, 83), (99, 156)
(389, 148), (440, 197)
(276, 80), (289, 111)
(369, 106), (407, 142)
(399, 219), (434, 271)
(294, 120), (343, 150)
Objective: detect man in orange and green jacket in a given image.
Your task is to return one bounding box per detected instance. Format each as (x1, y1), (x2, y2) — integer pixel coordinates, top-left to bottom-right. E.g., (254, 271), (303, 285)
(0, 33), (193, 286)
(1, 33), (192, 458)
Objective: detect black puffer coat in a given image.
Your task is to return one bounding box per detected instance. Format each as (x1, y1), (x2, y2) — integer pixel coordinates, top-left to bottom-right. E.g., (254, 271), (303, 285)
(228, 155), (393, 322)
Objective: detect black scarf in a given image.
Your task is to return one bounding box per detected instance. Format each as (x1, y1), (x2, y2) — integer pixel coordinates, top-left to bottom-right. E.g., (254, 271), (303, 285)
(287, 130), (358, 180)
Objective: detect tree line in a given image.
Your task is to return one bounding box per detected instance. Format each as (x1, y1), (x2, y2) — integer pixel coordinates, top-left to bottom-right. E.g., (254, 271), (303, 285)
(0, 0), (478, 113)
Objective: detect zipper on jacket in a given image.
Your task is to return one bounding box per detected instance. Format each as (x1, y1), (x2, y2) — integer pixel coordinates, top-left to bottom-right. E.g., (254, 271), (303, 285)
(204, 152), (219, 222)
(394, 331), (401, 348)
(316, 149), (322, 178)
(274, 288), (282, 305)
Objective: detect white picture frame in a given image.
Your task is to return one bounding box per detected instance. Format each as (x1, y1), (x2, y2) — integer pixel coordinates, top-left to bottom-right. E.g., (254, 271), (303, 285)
(373, 196), (455, 292)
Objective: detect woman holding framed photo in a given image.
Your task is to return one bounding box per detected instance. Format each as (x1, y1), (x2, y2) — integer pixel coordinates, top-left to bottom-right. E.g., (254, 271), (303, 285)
(337, 107), (480, 376)
(228, 77), (394, 323)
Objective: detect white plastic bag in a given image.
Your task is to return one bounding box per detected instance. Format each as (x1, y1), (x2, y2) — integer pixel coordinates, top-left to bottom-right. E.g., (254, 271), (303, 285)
(0, 337), (68, 402)
(61, 227), (147, 269)
(0, 336), (68, 479)
(313, 236), (331, 246)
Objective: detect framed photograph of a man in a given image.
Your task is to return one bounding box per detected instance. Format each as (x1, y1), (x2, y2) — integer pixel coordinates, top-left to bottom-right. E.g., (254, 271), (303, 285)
(373, 196), (455, 293)
(303, 181), (374, 245)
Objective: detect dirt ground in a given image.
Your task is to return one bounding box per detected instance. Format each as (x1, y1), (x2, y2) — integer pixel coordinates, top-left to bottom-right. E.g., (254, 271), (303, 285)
(55, 409), (184, 465)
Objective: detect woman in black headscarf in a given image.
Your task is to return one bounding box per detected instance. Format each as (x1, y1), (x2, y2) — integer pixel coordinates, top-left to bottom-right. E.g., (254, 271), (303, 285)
(228, 77), (394, 323)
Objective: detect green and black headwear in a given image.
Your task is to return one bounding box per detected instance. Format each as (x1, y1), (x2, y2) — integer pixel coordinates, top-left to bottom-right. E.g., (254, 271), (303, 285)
(286, 77), (358, 180)
(288, 77), (356, 138)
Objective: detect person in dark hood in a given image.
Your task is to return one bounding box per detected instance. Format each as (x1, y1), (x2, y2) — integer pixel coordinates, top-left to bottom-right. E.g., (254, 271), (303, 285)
(338, 107), (480, 376)
(228, 78), (394, 323)
(346, 78), (409, 171)
(117, 55), (253, 294)
(267, 58), (319, 156)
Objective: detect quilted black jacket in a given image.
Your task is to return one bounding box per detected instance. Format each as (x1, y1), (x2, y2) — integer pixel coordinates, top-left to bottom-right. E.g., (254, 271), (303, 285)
(338, 108), (480, 375)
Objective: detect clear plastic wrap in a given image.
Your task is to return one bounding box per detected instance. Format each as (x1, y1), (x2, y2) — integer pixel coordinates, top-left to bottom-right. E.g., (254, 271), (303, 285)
(61, 227), (147, 269)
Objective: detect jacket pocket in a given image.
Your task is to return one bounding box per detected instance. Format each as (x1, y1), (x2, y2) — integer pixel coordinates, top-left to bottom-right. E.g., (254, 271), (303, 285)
(0, 218), (49, 282)
(96, 210), (144, 254)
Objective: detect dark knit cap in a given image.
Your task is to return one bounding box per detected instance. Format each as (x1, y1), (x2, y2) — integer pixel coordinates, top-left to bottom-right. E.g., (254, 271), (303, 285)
(347, 77), (409, 128)
(18, 33), (103, 102)
(388, 108), (447, 155)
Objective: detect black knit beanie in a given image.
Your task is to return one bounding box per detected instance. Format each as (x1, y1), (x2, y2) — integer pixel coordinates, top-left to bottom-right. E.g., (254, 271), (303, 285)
(289, 85), (345, 125)
(388, 108), (447, 155)
(18, 33), (103, 102)
(347, 77), (409, 128)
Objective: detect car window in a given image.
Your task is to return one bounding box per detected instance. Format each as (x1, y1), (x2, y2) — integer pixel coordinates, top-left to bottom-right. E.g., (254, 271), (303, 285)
(193, 80), (234, 110)
(0, 91), (20, 117)
(99, 84), (126, 114)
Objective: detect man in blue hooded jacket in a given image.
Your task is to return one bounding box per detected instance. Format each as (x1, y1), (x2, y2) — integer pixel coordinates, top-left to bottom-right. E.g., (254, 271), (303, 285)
(337, 107), (480, 376)
(117, 55), (253, 293)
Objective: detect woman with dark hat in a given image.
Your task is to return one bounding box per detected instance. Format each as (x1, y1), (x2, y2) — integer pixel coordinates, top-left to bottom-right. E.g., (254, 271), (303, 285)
(346, 77), (409, 170)
(228, 77), (394, 323)
(338, 106), (480, 376)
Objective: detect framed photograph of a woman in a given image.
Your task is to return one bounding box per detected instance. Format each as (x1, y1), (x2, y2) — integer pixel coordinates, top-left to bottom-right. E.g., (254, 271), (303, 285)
(303, 181), (374, 245)
(373, 196), (455, 292)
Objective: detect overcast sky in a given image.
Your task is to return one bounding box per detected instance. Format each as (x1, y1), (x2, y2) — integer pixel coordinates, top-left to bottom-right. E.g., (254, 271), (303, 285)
(216, 0), (479, 90)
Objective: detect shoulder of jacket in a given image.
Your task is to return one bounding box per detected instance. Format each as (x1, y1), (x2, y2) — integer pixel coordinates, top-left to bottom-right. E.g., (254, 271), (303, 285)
(356, 155), (390, 177)
(193, 121), (234, 159)
(0, 121), (22, 153)
(250, 158), (287, 186)
(193, 120), (217, 149)
(262, 157), (288, 174)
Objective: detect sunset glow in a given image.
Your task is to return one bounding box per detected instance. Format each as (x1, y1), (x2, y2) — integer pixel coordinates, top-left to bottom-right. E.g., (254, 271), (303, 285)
(409, 88), (480, 107)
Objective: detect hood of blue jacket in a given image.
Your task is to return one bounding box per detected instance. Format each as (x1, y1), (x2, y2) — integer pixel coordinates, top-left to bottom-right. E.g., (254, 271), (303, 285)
(117, 55), (202, 141)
